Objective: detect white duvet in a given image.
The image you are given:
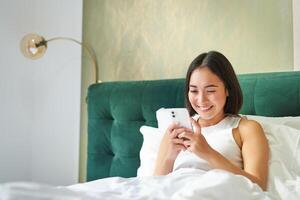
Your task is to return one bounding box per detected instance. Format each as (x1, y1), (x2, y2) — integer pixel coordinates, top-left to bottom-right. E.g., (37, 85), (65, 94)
(0, 169), (270, 200)
(1, 168), (300, 200)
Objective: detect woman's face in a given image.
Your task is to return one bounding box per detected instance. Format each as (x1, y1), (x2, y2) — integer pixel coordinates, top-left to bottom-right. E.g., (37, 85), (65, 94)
(188, 67), (228, 125)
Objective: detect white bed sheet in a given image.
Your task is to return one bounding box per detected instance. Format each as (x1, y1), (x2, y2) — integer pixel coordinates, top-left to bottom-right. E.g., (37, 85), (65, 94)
(1, 168), (300, 200)
(0, 169), (269, 200)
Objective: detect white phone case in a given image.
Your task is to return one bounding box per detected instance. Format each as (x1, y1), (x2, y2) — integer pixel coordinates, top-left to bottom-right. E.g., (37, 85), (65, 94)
(156, 108), (193, 132)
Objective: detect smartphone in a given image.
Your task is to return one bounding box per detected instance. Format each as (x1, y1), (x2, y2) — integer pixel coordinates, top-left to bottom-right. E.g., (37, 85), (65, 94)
(156, 108), (193, 132)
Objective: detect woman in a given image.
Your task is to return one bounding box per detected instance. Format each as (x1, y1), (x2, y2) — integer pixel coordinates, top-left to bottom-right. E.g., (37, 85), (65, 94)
(153, 51), (269, 191)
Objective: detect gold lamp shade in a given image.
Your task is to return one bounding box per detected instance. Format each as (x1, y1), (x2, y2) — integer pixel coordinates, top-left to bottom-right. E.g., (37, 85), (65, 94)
(20, 33), (47, 59)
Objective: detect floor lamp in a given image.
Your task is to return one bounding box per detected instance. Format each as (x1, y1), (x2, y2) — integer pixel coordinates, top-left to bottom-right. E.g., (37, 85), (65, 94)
(20, 33), (100, 84)
(20, 33), (100, 182)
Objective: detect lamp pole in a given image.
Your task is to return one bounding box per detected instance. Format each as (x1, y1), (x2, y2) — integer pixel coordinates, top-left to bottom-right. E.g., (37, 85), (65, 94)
(46, 37), (99, 84)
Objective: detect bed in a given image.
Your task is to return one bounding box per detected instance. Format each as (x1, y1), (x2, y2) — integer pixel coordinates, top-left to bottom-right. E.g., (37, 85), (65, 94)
(1, 71), (300, 200)
(86, 71), (300, 177)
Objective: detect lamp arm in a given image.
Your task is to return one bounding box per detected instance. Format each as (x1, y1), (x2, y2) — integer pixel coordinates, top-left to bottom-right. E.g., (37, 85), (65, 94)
(47, 37), (99, 83)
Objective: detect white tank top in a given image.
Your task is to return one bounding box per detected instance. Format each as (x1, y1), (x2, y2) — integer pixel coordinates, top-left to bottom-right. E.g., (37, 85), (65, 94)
(173, 115), (243, 171)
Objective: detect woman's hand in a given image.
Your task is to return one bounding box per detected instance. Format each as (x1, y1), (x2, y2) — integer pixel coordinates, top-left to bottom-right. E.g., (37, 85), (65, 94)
(153, 123), (187, 175)
(163, 123), (187, 161)
(178, 118), (214, 160)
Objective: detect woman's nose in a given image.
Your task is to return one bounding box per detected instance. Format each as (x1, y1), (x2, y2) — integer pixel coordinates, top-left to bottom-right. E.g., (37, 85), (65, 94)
(196, 92), (208, 103)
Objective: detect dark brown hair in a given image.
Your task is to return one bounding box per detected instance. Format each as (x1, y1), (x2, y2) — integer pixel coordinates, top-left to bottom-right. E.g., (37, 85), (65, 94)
(185, 51), (243, 116)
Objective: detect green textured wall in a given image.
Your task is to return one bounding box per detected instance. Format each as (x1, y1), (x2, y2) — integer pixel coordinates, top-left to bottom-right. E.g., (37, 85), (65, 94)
(80, 0), (293, 181)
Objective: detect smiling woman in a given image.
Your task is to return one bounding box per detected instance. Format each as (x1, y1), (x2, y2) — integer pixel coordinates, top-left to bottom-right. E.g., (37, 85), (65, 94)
(154, 51), (269, 191)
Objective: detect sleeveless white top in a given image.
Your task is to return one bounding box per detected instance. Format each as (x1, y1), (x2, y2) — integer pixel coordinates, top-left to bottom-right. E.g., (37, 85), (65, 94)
(173, 115), (243, 171)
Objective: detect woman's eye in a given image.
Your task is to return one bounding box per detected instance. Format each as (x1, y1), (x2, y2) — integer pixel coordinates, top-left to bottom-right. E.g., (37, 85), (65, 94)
(189, 90), (198, 93)
(207, 90), (216, 93)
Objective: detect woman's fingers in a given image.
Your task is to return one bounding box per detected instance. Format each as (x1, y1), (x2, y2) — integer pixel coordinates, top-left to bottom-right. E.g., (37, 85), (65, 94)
(170, 127), (188, 138)
(183, 140), (191, 148)
(178, 131), (193, 140)
(175, 144), (186, 151)
(170, 138), (186, 151)
(190, 117), (201, 134)
(171, 138), (185, 144)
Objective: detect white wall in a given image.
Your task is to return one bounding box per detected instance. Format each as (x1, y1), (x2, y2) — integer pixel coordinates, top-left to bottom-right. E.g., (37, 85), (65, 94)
(0, 0), (82, 185)
(294, 0), (300, 70)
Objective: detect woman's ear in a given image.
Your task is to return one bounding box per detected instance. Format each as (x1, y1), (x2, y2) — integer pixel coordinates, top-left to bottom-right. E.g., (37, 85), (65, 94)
(226, 89), (229, 97)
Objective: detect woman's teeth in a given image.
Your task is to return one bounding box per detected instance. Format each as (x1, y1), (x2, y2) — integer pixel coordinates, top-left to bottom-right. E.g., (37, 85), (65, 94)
(199, 106), (212, 111)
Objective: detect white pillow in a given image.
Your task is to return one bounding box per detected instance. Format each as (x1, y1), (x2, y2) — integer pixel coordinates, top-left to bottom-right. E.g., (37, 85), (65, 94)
(257, 123), (300, 194)
(245, 115), (300, 130)
(137, 126), (164, 177)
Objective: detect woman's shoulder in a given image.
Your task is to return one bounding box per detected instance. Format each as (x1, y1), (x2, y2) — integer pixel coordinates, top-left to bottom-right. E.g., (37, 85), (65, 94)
(238, 116), (262, 127)
(237, 116), (265, 139)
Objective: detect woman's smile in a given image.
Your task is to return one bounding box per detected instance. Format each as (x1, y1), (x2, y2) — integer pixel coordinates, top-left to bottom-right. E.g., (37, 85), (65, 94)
(197, 105), (213, 112)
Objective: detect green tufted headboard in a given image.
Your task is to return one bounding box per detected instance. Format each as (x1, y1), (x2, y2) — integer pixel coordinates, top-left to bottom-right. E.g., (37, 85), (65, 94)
(86, 71), (300, 181)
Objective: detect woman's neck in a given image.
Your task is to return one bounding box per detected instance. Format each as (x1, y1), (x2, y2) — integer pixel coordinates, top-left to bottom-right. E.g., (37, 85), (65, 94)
(198, 112), (226, 127)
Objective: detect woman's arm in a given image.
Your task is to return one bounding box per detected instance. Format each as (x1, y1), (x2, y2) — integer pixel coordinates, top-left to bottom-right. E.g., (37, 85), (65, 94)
(237, 119), (269, 190)
(153, 123), (186, 175)
(153, 133), (175, 175)
(180, 118), (269, 191)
